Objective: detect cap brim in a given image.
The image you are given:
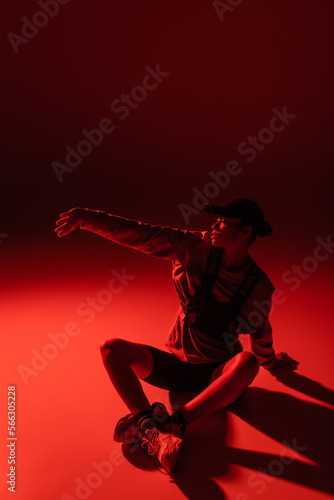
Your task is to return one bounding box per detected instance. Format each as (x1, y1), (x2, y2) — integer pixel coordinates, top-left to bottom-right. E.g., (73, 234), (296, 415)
(203, 203), (228, 215)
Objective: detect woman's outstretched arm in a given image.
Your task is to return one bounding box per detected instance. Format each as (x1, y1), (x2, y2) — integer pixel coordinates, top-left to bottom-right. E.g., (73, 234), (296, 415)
(55, 207), (205, 261)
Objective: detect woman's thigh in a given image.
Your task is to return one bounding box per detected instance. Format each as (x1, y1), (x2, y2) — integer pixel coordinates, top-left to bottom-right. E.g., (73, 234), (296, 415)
(207, 351), (258, 385)
(101, 338), (154, 379)
(102, 339), (229, 391)
(141, 345), (223, 392)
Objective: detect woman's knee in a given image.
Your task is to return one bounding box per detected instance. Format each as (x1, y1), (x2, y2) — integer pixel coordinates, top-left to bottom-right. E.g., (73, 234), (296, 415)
(100, 338), (127, 367)
(233, 351), (259, 375)
(100, 339), (153, 378)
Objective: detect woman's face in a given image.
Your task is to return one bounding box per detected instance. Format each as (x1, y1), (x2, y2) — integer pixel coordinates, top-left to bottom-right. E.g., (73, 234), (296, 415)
(211, 217), (245, 248)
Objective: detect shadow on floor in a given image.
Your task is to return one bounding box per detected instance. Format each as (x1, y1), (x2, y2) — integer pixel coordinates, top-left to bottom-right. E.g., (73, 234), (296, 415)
(167, 373), (334, 500)
(268, 368), (334, 406)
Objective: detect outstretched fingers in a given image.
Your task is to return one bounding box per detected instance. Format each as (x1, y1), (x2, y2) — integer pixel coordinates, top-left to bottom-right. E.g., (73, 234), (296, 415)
(55, 222), (77, 237)
(55, 216), (70, 226)
(55, 216), (79, 237)
(60, 207), (84, 217)
(55, 208), (86, 237)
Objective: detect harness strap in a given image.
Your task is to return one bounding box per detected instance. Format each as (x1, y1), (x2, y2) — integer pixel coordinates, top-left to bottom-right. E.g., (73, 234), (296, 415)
(189, 247), (262, 324)
(228, 263), (262, 321)
(196, 248), (223, 299)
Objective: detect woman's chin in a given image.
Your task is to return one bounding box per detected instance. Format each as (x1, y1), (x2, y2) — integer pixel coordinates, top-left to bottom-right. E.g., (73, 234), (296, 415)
(211, 238), (225, 249)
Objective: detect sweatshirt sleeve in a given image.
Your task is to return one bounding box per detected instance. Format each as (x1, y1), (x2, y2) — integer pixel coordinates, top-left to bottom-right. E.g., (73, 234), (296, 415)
(240, 275), (277, 368)
(249, 318), (276, 368)
(79, 209), (202, 261)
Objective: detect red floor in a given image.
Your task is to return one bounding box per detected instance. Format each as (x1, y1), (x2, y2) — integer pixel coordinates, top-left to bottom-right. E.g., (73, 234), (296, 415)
(1, 246), (334, 500)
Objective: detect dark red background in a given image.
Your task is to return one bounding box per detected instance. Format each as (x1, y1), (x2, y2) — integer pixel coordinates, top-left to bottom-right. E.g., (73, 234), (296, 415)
(2, 0), (334, 242)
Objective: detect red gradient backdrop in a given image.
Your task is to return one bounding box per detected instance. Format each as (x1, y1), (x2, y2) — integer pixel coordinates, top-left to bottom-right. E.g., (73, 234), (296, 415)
(1, 1), (334, 499)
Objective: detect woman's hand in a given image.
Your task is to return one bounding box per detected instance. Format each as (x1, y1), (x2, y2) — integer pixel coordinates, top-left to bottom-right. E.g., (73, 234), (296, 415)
(55, 207), (89, 237)
(267, 352), (294, 370)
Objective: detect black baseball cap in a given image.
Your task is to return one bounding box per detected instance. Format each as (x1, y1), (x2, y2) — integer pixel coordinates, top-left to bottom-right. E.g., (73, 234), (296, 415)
(203, 197), (265, 231)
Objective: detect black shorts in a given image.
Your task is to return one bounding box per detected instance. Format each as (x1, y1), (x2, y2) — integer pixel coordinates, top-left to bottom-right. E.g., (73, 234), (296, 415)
(141, 345), (226, 392)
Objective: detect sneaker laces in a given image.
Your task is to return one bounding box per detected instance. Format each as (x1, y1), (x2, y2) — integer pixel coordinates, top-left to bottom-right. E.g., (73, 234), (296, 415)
(141, 427), (161, 456)
(141, 427), (178, 459)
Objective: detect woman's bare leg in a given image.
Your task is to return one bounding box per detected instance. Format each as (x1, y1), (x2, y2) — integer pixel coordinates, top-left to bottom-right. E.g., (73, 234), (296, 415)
(181, 351), (259, 423)
(101, 341), (259, 424)
(100, 338), (154, 417)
